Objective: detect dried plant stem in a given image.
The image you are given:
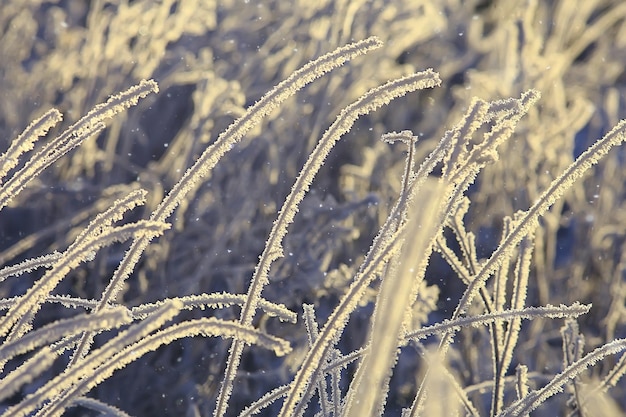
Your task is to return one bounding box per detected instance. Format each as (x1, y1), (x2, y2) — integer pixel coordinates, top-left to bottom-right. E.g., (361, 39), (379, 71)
(0, 219), (167, 341)
(271, 70), (441, 417)
(0, 80), (157, 210)
(404, 303), (591, 341)
(344, 179), (446, 417)
(71, 397), (134, 417)
(40, 317), (291, 417)
(0, 306), (131, 365)
(0, 347), (57, 402)
(0, 109), (62, 181)
(70, 36), (383, 373)
(492, 235), (534, 416)
(410, 108), (626, 417)
(3, 301), (182, 417)
(497, 339), (626, 417)
(453, 118), (626, 326)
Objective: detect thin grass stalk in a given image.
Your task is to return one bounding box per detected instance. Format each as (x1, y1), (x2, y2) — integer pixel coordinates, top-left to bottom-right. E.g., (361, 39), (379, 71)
(0, 109), (62, 181)
(38, 317), (291, 417)
(1, 301), (181, 417)
(68, 36), (384, 377)
(276, 71), (441, 417)
(493, 234), (534, 415)
(410, 104), (626, 417)
(0, 219), (167, 342)
(344, 179), (446, 417)
(497, 339), (626, 417)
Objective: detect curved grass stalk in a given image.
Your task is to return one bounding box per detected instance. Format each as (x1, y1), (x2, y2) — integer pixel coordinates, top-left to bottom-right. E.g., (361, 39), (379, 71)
(0, 306), (131, 365)
(0, 347), (57, 402)
(132, 293), (297, 323)
(409, 106), (626, 417)
(0, 252), (62, 283)
(0, 292), (296, 324)
(2, 301), (182, 417)
(492, 234), (534, 416)
(0, 80), (157, 210)
(71, 36), (383, 370)
(226, 70), (441, 417)
(344, 179), (446, 417)
(451, 118), (626, 324)
(239, 384), (292, 417)
(71, 397), (134, 417)
(0, 121), (106, 210)
(38, 317), (291, 417)
(404, 303), (591, 341)
(497, 339), (626, 417)
(0, 108), (62, 182)
(0, 219), (168, 341)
